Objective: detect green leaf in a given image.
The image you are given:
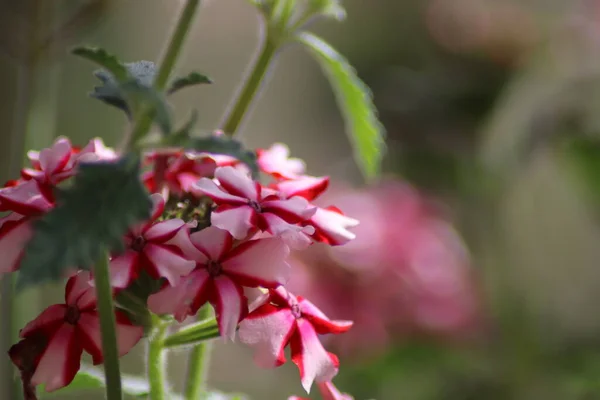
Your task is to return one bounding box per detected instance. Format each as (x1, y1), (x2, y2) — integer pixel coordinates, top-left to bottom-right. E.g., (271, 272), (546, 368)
(163, 318), (220, 348)
(167, 71), (213, 95)
(41, 365), (151, 397)
(120, 80), (172, 135)
(17, 156), (152, 289)
(162, 133), (259, 178)
(72, 46), (128, 81)
(296, 32), (385, 181)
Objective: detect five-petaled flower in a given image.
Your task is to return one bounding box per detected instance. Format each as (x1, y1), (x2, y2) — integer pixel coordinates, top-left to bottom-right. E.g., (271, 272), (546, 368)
(8, 272), (143, 392)
(192, 166), (316, 248)
(257, 143), (306, 180)
(148, 226), (290, 340)
(108, 193), (196, 288)
(238, 286), (353, 393)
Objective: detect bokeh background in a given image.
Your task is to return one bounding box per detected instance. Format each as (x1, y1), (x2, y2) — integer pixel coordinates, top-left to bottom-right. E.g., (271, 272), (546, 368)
(3, 0), (600, 399)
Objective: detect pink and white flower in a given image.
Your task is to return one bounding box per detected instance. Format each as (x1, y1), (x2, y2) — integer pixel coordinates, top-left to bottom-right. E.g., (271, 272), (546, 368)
(257, 143), (306, 180)
(0, 180), (54, 274)
(9, 272), (143, 392)
(272, 175), (329, 201)
(306, 206), (359, 246)
(108, 193), (196, 288)
(148, 226), (290, 340)
(238, 287), (352, 393)
(192, 166), (316, 248)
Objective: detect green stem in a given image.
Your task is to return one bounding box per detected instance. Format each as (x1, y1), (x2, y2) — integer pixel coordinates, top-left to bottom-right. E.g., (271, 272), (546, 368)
(184, 305), (213, 400)
(218, 31), (279, 136)
(126, 0), (201, 148)
(93, 252), (122, 400)
(147, 322), (168, 400)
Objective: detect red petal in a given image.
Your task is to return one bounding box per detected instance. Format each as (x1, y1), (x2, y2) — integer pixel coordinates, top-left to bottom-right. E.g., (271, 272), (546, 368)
(222, 237), (290, 288)
(65, 272), (96, 310)
(257, 143), (306, 179)
(210, 276), (247, 340)
(308, 206), (359, 246)
(238, 304), (296, 368)
(190, 226), (233, 261)
(290, 319), (339, 393)
(0, 216), (32, 273)
(108, 250), (140, 289)
(31, 324), (83, 392)
(20, 305), (66, 338)
(0, 180), (52, 215)
(215, 166), (260, 201)
(261, 196), (316, 223)
(144, 218), (185, 242)
(38, 137), (72, 176)
(143, 243), (196, 286)
(147, 269), (211, 321)
(211, 205), (256, 240)
(191, 177), (248, 205)
(275, 176), (329, 201)
(299, 298), (353, 335)
(317, 381), (355, 400)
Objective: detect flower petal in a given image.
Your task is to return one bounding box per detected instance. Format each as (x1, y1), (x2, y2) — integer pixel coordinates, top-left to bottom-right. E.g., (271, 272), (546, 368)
(210, 276), (247, 341)
(65, 271), (96, 310)
(190, 226), (233, 261)
(238, 304), (296, 367)
(20, 304), (67, 338)
(108, 250), (140, 289)
(299, 298), (353, 335)
(31, 323), (83, 392)
(257, 143), (305, 179)
(261, 213), (314, 250)
(222, 237), (290, 287)
(275, 176), (329, 201)
(317, 381), (355, 400)
(147, 269), (211, 321)
(114, 310), (144, 356)
(143, 244), (196, 286)
(211, 205), (256, 240)
(291, 319), (339, 393)
(191, 177), (247, 205)
(38, 137), (72, 176)
(215, 166), (260, 201)
(261, 196), (316, 223)
(165, 224), (206, 261)
(0, 180), (53, 215)
(309, 206), (359, 246)
(0, 216), (32, 273)
(144, 218), (186, 242)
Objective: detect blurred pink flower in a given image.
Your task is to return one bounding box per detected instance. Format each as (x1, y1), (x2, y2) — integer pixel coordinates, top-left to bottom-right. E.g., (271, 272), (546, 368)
(287, 180), (481, 355)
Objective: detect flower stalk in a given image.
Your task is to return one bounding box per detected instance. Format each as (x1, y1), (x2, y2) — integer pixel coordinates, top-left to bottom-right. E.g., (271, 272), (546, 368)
(127, 0), (202, 149)
(184, 305), (214, 400)
(147, 321), (168, 400)
(93, 251), (123, 400)
(219, 26), (279, 136)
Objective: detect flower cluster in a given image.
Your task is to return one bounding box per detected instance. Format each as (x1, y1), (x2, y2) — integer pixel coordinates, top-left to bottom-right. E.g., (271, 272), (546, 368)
(4, 138), (358, 398)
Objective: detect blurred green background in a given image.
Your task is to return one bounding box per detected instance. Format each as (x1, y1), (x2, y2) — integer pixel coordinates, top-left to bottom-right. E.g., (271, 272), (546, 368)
(4, 0), (600, 399)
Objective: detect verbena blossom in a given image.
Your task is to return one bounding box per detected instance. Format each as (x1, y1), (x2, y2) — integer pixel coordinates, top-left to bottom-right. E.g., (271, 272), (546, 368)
(108, 193), (196, 288)
(148, 226), (290, 339)
(238, 287), (353, 392)
(9, 272), (143, 393)
(192, 166), (317, 247)
(8, 137), (360, 398)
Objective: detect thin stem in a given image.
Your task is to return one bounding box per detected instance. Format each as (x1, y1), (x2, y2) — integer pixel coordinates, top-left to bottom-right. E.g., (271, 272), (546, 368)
(184, 305), (213, 400)
(147, 322), (168, 400)
(218, 30), (279, 136)
(93, 252), (123, 400)
(126, 0), (201, 149)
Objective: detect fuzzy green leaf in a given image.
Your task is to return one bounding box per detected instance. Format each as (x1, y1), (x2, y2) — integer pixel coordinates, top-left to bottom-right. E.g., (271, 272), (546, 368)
(17, 156), (152, 289)
(167, 71), (213, 95)
(297, 32), (385, 180)
(72, 46), (128, 81)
